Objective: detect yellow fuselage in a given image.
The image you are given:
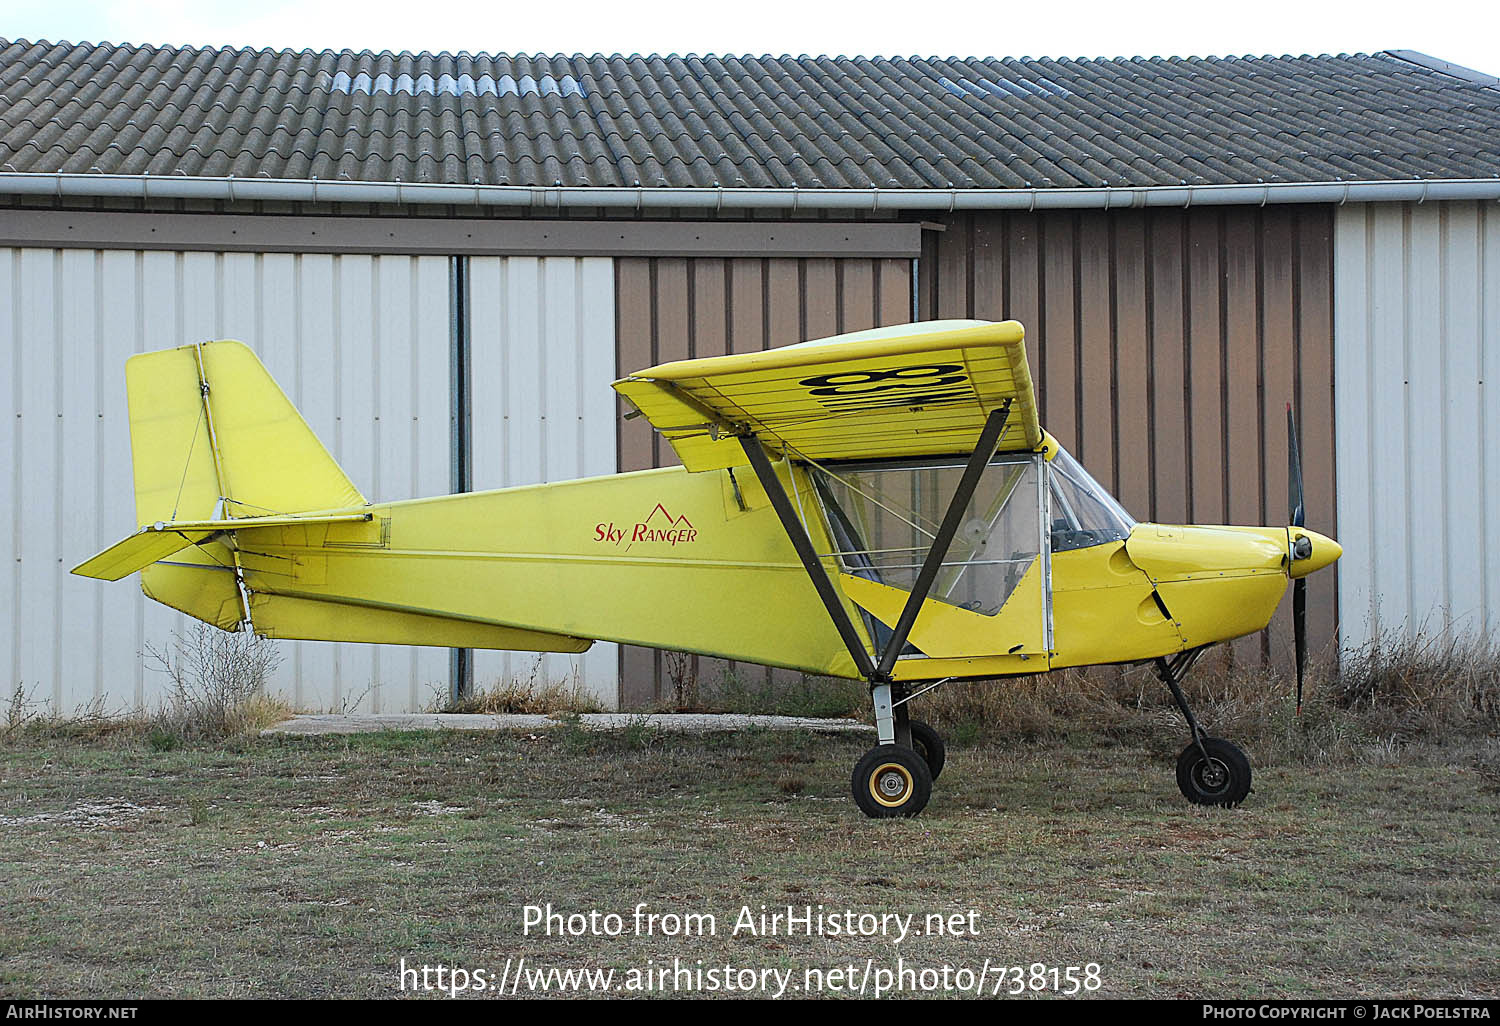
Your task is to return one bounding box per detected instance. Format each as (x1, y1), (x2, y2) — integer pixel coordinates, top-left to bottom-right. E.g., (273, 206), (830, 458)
(224, 461), (1338, 682)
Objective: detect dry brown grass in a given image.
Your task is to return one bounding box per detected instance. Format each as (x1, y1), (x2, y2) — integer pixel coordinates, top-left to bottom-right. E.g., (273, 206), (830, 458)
(1335, 631), (1500, 739)
(3, 721), (1496, 998)
(434, 659), (604, 716)
(4, 625), (294, 750)
(909, 633), (1500, 768)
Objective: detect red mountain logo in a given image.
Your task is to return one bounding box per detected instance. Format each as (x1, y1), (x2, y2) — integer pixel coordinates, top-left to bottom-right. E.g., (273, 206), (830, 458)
(594, 503), (698, 549)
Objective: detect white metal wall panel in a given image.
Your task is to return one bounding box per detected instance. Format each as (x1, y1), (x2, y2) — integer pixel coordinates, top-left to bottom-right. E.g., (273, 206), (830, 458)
(1334, 202), (1500, 649)
(2, 247), (452, 714)
(467, 256), (619, 708)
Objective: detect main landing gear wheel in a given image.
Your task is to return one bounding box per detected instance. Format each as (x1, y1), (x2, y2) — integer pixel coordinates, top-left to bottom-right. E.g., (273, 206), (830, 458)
(1175, 737), (1252, 807)
(852, 744), (932, 819)
(907, 720), (946, 781)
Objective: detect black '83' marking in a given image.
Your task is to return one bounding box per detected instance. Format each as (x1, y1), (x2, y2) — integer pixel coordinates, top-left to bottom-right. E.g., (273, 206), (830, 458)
(798, 364), (972, 411)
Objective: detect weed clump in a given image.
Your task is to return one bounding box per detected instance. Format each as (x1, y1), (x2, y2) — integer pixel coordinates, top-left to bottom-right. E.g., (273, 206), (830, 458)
(432, 658), (604, 716)
(145, 623), (291, 742)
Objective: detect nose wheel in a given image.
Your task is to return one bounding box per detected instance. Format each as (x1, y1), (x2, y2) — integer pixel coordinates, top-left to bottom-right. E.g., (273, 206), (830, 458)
(1156, 649), (1254, 807)
(1175, 736), (1252, 807)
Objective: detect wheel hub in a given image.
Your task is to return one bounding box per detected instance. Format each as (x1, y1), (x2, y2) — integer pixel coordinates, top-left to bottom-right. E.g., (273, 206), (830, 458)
(1196, 759), (1229, 793)
(877, 769), (908, 798)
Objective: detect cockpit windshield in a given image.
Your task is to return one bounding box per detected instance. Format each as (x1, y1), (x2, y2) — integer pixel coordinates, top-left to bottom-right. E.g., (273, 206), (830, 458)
(1048, 447), (1135, 552)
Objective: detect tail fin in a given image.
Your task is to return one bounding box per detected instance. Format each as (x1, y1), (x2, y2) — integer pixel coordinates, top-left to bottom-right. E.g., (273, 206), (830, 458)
(93, 340), (367, 628)
(127, 340), (365, 524)
(77, 342), (594, 656)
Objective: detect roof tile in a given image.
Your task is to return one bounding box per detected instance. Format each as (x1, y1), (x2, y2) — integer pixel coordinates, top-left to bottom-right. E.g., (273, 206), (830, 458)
(1, 40), (1497, 189)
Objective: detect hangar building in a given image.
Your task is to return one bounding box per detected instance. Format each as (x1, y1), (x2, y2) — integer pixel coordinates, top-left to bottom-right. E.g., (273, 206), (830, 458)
(2, 40), (1497, 710)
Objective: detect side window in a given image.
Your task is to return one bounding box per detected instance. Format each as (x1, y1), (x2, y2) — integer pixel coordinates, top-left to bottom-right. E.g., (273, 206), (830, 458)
(811, 456), (1041, 616)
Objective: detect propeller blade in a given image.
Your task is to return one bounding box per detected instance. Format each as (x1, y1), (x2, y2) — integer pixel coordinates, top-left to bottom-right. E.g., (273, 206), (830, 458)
(1293, 577), (1307, 715)
(1287, 402), (1305, 528)
(1288, 402), (1307, 714)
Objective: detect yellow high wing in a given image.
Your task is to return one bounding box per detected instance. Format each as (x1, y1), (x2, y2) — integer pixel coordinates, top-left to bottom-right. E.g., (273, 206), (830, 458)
(617, 319), (1050, 684)
(612, 319), (1044, 471)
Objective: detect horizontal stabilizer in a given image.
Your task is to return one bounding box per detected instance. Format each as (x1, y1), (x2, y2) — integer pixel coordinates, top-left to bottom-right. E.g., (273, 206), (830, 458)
(71, 529), (217, 582)
(71, 511), (373, 581)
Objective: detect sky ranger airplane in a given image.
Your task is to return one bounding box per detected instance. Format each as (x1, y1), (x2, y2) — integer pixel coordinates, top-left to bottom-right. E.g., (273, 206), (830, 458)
(74, 320), (1340, 818)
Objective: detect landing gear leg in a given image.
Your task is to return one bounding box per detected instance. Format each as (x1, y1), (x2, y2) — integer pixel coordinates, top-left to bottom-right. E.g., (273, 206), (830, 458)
(1154, 649), (1252, 808)
(891, 685), (913, 748)
(852, 681), (931, 818)
(871, 682), (896, 745)
(740, 411), (1012, 822)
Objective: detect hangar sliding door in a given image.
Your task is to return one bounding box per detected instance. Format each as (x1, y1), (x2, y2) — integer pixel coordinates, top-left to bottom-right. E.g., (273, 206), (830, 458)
(918, 207), (1337, 671)
(2, 248), (453, 715)
(1, 248), (628, 714)
(466, 256), (619, 702)
(1334, 200), (1500, 650)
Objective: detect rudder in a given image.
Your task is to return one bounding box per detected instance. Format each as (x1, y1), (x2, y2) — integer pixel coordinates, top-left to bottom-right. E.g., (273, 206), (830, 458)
(126, 340), (366, 523)
(123, 340), (367, 628)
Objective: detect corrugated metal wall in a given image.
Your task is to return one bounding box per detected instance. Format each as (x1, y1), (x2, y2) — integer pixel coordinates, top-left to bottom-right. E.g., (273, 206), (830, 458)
(921, 207), (1338, 668)
(1, 247), (453, 714)
(1, 247), (618, 715)
(1334, 201), (1500, 649)
(613, 256), (913, 707)
(467, 256), (619, 704)
(924, 211), (1338, 669)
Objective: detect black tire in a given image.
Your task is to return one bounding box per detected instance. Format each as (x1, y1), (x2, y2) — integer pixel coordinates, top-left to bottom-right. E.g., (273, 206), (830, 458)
(1175, 737), (1252, 807)
(852, 744), (932, 819)
(908, 720), (946, 781)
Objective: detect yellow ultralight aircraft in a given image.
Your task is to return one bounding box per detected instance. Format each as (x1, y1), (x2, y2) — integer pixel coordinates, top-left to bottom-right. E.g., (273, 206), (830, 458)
(74, 320), (1339, 818)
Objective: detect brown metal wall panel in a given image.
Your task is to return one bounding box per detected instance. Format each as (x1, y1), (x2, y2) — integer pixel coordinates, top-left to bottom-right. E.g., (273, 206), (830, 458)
(937, 214), (972, 319)
(1259, 211), (1298, 663)
(766, 259), (803, 347)
(613, 211), (1334, 700)
(1114, 211), (1152, 519)
(920, 206), (1338, 670)
(1187, 213), (1228, 525)
(804, 260), (839, 339)
(1003, 216), (1042, 350)
(1297, 213), (1338, 659)
(614, 255), (916, 707)
(1038, 217), (1079, 445)
(877, 259), (913, 325)
(972, 215), (1006, 321)
(1078, 213), (1116, 490)
(1222, 209), (1265, 664)
(1148, 212), (1189, 523)
(841, 262), (875, 333)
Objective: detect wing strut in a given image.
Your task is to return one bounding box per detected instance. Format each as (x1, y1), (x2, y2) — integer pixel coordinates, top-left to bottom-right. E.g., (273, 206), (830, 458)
(737, 400), (1012, 685)
(739, 434), (877, 680)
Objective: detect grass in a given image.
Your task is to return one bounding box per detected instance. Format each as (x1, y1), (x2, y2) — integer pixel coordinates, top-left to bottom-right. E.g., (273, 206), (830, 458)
(1, 632), (1496, 998)
(1, 716), (1496, 998)
(432, 678), (605, 717)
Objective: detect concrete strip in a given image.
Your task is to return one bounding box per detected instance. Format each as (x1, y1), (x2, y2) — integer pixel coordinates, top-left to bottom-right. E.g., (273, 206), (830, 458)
(262, 712), (874, 736)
